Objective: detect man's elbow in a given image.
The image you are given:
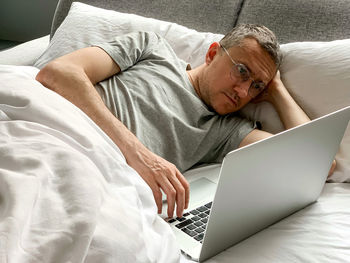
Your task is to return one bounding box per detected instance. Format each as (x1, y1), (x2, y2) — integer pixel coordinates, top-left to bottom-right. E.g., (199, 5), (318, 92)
(35, 61), (62, 91)
(36, 60), (83, 91)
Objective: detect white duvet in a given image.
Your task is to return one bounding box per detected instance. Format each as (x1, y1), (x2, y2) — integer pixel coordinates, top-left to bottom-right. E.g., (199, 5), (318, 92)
(0, 65), (181, 262)
(1, 65), (350, 263)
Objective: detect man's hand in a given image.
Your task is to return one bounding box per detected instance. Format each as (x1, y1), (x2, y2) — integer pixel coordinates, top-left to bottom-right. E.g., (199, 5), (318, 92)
(328, 160), (337, 179)
(128, 147), (190, 218)
(251, 70), (282, 104)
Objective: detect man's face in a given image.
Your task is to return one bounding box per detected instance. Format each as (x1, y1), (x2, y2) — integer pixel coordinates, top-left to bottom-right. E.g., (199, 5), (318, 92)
(198, 38), (277, 115)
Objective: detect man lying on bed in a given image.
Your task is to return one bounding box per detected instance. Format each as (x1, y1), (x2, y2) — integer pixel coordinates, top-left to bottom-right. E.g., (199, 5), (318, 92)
(35, 24), (335, 219)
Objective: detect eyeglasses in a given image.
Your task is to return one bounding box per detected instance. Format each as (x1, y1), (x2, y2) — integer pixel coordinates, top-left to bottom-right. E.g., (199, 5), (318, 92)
(221, 45), (266, 98)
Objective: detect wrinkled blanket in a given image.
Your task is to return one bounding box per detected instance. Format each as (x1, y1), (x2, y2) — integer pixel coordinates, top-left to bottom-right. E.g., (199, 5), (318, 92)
(0, 65), (181, 262)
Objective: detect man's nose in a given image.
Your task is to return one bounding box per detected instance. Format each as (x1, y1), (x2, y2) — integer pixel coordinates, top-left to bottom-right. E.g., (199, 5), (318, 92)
(234, 82), (250, 98)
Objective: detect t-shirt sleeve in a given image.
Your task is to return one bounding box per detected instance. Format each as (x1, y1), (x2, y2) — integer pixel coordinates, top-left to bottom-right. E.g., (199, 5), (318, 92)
(224, 117), (257, 151)
(202, 116), (257, 164)
(92, 31), (162, 71)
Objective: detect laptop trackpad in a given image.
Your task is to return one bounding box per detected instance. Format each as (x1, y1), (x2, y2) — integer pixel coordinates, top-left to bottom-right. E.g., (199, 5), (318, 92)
(188, 177), (217, 208)
(161, 177), (217, 206)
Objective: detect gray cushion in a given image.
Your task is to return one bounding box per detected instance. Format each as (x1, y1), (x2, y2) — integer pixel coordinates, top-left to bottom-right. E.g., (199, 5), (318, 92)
(237, 0), (350, 44)
(51, 0), (243, 38)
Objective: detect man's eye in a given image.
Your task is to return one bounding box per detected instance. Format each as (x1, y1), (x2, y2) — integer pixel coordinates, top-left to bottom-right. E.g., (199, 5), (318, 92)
(237, 64), (249, 80)
(253, 82), (265, 91)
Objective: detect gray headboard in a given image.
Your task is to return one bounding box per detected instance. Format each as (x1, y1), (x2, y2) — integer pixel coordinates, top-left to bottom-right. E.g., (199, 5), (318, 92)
(50, 0), (244, 37)
(51, 0), (350, 44)
(237, 0), (350, 43)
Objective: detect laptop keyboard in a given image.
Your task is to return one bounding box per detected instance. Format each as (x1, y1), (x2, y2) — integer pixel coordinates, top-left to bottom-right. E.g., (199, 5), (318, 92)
(167, 202), (212, 243)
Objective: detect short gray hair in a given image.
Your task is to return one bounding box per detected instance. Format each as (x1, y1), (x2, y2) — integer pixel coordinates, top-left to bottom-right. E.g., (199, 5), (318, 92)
(219, 24), (282, 69)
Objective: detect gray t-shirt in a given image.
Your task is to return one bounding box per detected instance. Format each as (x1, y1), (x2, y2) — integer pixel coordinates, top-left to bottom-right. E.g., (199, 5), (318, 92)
(94, 31), (256, 172)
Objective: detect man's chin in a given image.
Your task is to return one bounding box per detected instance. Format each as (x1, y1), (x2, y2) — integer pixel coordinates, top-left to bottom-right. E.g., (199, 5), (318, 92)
(215, 106), (239, 115)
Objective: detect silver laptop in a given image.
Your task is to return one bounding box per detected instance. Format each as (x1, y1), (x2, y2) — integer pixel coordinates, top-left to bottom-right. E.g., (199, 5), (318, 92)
(162, 106), (350, 262)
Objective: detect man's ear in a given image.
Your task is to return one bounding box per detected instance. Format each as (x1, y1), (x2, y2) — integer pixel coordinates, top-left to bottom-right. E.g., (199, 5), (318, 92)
(205, 42), (221, 65)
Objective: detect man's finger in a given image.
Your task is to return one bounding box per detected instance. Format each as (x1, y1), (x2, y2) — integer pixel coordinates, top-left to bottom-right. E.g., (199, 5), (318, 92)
(168, 174), (186, 218)
(176, 170), (190, 209)
(157, 176), (177, 218)
(328, 160), (337, 178)
(151, 185), (163, 214)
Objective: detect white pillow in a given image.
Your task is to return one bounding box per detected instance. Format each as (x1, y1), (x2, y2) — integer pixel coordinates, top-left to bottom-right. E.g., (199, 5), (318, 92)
(34, 2), (350, 182)
(34, 2), (223, 69)
(243, 40), (350, 182)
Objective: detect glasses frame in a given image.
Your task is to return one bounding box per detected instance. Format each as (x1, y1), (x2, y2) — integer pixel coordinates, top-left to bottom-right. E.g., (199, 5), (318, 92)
(221, 45), (266, 98)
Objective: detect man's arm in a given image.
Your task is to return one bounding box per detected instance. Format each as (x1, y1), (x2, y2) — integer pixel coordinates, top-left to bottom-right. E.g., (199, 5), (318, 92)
(239, 71), (336, 176)
(36, 47), (189, 218)
(260, 71), (311, 129)
(239, 71), (310, 147)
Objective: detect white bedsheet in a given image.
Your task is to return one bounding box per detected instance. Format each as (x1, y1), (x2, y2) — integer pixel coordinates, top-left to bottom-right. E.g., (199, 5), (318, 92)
(0, 65), (180, 262)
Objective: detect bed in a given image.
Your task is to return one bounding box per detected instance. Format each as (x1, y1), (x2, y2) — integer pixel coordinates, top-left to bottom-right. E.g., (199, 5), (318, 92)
(1, 0), (350, 262)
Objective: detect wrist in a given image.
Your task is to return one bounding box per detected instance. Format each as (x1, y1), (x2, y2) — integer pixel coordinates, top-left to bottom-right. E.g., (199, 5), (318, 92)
(123, 139), (152, 167)
(268, 80), (288, 105)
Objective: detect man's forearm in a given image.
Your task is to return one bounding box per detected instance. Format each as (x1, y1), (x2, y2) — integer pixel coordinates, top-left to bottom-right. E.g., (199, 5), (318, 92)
(35, 61), (146, 162)
(269, 78), (310, 129)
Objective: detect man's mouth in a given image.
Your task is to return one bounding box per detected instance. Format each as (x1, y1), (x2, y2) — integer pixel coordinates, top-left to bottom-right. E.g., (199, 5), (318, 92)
(225, 92), (238, 107)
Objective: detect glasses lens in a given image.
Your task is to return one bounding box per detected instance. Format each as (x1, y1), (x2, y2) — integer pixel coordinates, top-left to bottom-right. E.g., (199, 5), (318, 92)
(249, 82), (266, 98)
(231, 64), (250, 82)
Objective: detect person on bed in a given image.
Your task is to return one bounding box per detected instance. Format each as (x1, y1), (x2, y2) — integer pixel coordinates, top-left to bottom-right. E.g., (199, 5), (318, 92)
(35, 24), (335, 219)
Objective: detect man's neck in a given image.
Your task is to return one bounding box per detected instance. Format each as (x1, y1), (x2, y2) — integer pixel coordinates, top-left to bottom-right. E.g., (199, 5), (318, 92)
(187, 65), (204, 99)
